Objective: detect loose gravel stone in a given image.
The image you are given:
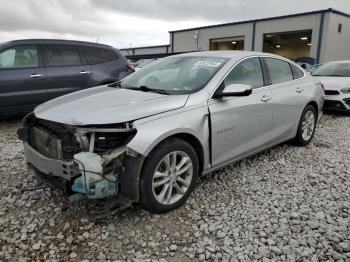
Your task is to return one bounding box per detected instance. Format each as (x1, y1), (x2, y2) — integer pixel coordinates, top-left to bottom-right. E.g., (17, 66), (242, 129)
(0, 114), (349, 261)
(32, 243), (40, 250)
(169, 244), (177, 251)
(69, 252), (78, 258)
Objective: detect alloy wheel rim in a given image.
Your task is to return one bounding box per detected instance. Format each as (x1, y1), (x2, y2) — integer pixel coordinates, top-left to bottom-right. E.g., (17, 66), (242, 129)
(301, 110), (315, 141)
(152, 151), (193, 205)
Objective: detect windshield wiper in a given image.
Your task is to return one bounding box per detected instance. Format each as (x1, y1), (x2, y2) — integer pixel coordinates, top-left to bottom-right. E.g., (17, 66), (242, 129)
(125, 85), (169, 95)
(139, 85), (169, 95)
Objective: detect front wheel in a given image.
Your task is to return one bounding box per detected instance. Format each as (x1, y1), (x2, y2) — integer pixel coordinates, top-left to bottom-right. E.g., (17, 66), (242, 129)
(293, 105), (317, 146)
(140, 138), (199, 213)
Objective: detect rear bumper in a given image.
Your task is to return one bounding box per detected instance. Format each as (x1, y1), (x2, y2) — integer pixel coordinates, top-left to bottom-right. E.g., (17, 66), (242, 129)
(23, 142), (79, 180)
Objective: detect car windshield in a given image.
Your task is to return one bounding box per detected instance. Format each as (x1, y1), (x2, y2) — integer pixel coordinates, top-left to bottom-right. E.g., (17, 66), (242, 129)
(120, 56), (228, 95)
(312, 63), (350, 77)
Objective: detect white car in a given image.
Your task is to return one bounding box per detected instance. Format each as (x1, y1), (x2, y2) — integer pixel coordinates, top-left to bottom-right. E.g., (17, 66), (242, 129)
(312, 61), (350, 111)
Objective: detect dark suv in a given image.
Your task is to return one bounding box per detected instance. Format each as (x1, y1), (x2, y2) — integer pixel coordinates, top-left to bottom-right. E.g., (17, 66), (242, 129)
(0, 39), (133, 116)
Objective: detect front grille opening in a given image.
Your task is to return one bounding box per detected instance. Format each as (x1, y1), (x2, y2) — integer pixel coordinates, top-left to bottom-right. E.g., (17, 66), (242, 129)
(323, 100), (346, 110)
(324, 90), (340, 95)
(27, 117), (136, 160)
(29, 119), (80, 161)
(344, 98), (350, 106)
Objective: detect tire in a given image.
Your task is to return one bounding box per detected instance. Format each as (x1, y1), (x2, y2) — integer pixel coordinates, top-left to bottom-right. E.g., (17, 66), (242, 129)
(293, 105), (317, 146)
(140, 138), (199, 213)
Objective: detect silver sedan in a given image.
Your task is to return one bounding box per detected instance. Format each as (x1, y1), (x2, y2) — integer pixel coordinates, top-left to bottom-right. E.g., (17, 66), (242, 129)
(18, 51), (324, 215)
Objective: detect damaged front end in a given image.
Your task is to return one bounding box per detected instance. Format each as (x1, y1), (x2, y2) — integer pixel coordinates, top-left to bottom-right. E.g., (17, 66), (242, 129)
(17, 113), (144, 216)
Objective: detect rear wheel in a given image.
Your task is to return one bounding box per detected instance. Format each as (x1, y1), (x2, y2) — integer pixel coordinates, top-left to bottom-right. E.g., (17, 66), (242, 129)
(140, 138), (198, 213)
(293, 105), (317, 146)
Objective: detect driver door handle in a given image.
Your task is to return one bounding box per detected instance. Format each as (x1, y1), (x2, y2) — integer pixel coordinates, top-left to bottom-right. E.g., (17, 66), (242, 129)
(29, 74), (43, 78)
(296, 87), (304, 93)
(261, 95), (272, 102)
(80, 71), (91, 75)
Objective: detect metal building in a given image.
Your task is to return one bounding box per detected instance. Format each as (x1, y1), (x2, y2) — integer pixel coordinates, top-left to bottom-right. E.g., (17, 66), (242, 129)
(120, 8), (350, 64)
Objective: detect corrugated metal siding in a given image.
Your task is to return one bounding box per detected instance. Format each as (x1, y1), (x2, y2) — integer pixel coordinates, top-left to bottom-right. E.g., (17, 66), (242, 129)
(172, 14), (322, 59)
(172, 23), (253, 52)
(322, 12), (350, 62)
(120, 46), (169, 56)
(254, 13), (322, 59)
(120, 9), (350, 63)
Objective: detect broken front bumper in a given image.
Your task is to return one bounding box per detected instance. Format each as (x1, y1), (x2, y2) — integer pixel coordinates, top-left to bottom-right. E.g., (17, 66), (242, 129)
(23, 141), (144, 203)
(23, 142), (79, 180)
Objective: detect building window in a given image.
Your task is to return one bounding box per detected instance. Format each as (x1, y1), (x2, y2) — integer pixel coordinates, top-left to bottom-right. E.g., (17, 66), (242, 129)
(210, 37), (244, 51)
(338, 23), (342, 33)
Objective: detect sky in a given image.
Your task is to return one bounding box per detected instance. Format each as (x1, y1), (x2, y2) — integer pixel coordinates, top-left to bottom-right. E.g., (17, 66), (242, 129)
(1, 0), (350, 49)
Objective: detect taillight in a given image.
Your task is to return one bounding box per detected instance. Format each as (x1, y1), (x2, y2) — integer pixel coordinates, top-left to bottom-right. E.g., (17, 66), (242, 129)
(127, 63), (135, 72)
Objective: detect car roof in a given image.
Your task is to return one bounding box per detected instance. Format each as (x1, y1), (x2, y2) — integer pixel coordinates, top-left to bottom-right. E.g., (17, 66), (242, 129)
(329, 60), (350, 64)
(1, 39), (114, 49)
(172, 50), (286, 60)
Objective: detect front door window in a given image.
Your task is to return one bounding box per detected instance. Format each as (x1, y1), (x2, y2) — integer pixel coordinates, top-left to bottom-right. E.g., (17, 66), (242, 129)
(0, 45), (38, 68)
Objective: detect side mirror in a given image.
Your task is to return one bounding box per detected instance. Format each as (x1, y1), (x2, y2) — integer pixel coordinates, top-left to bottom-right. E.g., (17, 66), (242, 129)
(214, 84), (253, 98)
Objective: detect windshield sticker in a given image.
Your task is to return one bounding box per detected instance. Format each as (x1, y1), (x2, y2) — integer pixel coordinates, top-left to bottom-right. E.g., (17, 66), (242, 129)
(194, 61), (222, 67)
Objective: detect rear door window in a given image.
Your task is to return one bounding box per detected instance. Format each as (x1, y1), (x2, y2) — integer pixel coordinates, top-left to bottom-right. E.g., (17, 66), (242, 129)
(81, 46), (118, 64)
(43, 45), (82, 66)
(0, 45), (39, 68)
(265, 58), (294, 84)
(290, 64), (304, 79)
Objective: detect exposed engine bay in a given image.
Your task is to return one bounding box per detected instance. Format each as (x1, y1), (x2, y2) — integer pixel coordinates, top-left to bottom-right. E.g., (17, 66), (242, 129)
(17, 113), (144, 217)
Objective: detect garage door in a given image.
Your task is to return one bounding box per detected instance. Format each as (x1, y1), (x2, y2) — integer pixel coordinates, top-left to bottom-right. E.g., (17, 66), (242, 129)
(263, 30), (313, 61)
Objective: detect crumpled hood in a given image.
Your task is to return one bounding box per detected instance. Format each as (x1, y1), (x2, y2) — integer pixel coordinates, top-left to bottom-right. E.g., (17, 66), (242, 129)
(315, 76), (350, 91)
(34, 86), (189, 125)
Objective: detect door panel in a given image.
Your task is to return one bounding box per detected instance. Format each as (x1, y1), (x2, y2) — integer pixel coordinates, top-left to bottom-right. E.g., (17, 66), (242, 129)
(270, 80), (309, 141)
(208, 57), (273, 167)
(264, 58), (308, 142)
(0, 45), (47, 113)
(42, 45), (92, 100)
(0, 68), (47, 112)
(45, 65), (92, 99)
(209, 89), (273, 166)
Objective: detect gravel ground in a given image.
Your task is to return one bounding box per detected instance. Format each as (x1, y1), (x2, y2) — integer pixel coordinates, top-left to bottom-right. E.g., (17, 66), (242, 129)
(0, 114), (350, 262)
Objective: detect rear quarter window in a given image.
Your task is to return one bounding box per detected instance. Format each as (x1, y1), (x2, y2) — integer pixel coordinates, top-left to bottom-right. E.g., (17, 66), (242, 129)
(290, 64), (304, 79)
(81, 46), (119, 64)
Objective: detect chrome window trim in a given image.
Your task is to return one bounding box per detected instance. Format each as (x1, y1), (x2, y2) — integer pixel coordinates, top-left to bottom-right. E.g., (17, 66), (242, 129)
(209, 55), (307, 100)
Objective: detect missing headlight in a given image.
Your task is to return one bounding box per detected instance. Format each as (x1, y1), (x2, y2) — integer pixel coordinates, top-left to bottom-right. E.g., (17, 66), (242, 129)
(94, 131), (136, 153)
(75, 123), (137, 154)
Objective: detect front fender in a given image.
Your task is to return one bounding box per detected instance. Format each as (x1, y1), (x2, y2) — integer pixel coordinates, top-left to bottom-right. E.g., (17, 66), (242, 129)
(127, 106), (211, 171)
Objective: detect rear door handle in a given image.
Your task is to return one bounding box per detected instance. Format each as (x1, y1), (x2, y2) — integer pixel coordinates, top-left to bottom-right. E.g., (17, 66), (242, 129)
(261, 95), (272, 102)
(29, 74), (43, 78)
(296, 87), (304, 93)
(80, 71), (91, 75)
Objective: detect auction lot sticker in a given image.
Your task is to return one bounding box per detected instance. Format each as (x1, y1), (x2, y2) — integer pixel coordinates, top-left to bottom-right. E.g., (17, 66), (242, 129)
(194, 61), (222, 67)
